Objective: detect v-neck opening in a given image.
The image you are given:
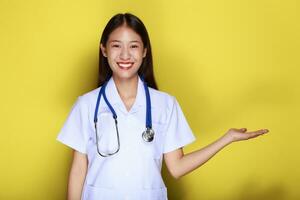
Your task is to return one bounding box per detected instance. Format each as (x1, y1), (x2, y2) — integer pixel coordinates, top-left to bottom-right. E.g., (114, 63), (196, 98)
(111, 76), (144, 115)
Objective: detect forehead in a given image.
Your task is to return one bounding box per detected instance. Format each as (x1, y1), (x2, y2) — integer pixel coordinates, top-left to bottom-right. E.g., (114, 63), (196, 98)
(108, 26), (143, 43)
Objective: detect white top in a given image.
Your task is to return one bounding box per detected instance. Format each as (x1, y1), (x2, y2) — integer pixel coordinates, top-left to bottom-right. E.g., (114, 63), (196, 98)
(57, 76), (196, 200)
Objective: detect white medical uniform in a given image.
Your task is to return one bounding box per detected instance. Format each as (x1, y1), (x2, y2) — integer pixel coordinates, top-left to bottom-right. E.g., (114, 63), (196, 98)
(57, 76), (196, 200)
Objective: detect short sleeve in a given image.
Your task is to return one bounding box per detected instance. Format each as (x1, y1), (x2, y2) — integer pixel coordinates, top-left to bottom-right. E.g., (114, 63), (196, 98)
(163, 97), (196, 153)
(56, 96), (90, 154)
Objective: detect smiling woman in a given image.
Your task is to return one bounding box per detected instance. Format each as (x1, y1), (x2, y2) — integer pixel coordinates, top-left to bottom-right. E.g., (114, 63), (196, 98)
(56, 12), (269, 200)
(100, 25), (147, 82)
(97, 13), (157, 90)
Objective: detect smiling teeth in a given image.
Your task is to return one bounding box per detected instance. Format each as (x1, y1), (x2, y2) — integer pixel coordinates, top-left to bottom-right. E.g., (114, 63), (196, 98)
(118, 63), (133, 68)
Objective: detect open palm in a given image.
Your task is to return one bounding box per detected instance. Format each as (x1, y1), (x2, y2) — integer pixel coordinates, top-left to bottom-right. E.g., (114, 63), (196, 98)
(225, 128), (269, 143)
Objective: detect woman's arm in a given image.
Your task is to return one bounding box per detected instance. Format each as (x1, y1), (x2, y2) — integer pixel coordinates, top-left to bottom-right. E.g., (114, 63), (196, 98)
(67, 150), (88, 200)
(164, 128), (269, 179)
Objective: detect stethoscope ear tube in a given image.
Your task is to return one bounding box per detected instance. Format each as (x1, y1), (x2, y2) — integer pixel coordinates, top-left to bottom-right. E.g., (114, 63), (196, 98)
(93, 75), (155, 157)
(94, 120), (120, 157)
(93, 81), (106, 123)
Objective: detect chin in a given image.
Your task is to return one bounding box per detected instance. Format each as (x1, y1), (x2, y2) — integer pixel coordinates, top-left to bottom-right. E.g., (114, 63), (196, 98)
(113, 72), (139, 81)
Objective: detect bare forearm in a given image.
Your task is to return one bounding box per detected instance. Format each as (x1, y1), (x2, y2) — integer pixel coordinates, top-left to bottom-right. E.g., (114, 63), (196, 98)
(175, 135), (232, 178)
(67, 168), (87, 200)
(67, 151), (88, 200)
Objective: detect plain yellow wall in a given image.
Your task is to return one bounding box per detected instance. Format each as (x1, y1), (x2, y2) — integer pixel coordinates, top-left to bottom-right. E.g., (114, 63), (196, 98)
(0, 0), (299, 199)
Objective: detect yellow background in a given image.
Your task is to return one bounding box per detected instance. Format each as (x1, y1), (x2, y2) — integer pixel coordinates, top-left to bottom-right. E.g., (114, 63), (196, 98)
(0, 0), (299, 199)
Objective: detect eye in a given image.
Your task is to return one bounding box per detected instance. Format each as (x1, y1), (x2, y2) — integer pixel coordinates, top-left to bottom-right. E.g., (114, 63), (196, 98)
(131, 45), (139, 48)
(111, 44), (120, 48)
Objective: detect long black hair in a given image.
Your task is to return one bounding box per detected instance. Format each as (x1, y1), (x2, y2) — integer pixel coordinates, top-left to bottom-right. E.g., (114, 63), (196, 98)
(98, 13), (158, 89)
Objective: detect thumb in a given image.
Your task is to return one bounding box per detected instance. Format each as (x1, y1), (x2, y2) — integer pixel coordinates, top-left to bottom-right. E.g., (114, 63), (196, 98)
(239, 128), (247, 132)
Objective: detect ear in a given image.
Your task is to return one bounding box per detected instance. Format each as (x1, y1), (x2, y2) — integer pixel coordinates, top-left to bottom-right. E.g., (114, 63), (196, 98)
(143, 48), (147, 58)
(100, 43), (107, 57)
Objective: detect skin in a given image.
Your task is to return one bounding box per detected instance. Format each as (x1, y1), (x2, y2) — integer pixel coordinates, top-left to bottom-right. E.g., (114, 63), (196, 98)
(100, 25), (147, 111)
(67, 25), (270, 199)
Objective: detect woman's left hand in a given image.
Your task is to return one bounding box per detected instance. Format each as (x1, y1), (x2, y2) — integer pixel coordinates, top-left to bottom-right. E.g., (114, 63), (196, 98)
(224, 128), (269, 143)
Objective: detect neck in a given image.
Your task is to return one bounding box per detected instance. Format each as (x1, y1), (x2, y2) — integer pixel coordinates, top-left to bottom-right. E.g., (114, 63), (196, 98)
(112, 75), (138, 100)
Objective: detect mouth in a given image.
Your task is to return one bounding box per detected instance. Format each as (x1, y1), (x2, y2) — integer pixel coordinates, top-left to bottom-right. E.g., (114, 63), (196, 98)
(117, 62), (134, 70)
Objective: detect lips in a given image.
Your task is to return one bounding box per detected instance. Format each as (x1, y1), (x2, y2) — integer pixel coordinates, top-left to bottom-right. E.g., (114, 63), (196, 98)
(117, 62), (134, 70)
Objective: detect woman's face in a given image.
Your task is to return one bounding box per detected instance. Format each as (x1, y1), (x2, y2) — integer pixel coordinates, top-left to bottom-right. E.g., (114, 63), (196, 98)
(100, 25), (147, 81)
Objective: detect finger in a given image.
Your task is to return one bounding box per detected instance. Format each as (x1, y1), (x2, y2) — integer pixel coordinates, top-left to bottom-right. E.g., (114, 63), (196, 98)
(239, 128), (247, 132)
(246, 129), (268, 138)
(230, 128), (247, 132)
(247, 129), (269, 134)
(257, 129), (269, 134)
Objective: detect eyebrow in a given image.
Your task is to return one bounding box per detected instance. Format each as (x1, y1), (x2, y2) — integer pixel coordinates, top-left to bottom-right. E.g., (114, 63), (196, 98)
(109, 40), (142, 43)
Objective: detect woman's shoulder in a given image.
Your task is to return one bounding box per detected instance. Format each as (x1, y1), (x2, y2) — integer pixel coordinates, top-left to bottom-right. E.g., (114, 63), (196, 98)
(75, 87), (101, 106)
(149, 87), (176, 109)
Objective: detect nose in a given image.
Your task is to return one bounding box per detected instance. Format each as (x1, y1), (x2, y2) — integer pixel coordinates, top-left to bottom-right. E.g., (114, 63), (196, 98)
(119, 46), (131, 60)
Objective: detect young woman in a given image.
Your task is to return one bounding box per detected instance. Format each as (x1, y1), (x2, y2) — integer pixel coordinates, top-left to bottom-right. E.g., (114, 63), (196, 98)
(57, 13), (269, 200)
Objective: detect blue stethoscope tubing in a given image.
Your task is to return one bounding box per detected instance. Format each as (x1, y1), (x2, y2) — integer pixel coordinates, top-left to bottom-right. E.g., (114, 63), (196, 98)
(93, 75), (154, 157)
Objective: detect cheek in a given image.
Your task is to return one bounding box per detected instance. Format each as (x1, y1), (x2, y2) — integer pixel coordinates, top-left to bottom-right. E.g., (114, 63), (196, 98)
(109, 50), (120, 58)
(133, 51), (145, 60)
(106, 52), (119, 65)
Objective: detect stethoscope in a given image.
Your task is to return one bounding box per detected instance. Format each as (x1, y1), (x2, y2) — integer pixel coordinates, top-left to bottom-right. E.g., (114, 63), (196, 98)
(93, 75), (154, 157)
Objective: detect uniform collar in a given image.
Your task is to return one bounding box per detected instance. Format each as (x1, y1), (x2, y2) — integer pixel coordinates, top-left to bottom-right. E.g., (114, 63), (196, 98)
(103, 75), (146, 113)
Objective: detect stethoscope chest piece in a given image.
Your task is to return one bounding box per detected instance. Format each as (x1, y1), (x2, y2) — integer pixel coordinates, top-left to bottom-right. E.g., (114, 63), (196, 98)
(142, 127), (155, 142)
